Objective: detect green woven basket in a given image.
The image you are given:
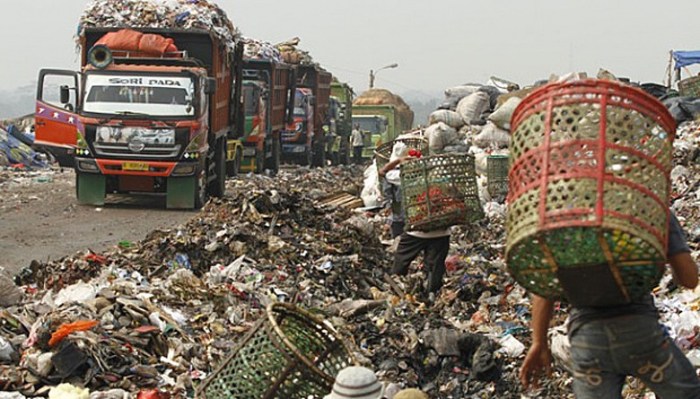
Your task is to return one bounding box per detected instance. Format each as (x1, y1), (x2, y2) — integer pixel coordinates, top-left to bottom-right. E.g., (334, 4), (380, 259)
(401, 153), (483, 231)
(486, 155), (509, 201)
(678, 75), (700, 98)
(506, 79), (676, 306)
(374, 136), (428, 172)
(197, 303), (354, 399)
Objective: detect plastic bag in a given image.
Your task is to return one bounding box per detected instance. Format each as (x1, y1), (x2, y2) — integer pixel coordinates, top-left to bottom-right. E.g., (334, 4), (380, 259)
(361, 162), (382, 208)
(49, 320), (99, 347)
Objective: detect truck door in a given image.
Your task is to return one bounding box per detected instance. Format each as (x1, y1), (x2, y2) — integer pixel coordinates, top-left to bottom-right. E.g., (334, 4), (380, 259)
(35, 69), (80, 167)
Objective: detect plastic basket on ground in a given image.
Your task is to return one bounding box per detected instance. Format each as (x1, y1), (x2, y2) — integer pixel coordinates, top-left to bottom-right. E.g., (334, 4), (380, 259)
(197, 302), (354, 399)
(486, 154), (509, 201)
(401, 153), (483, 231)
(374, 136), (428, 171)
(678, 75), (700, 98)
(506, 79), (676, 306)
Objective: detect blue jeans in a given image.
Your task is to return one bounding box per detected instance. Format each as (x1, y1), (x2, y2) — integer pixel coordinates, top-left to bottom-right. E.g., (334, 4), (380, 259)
(569, 315), (700, 399)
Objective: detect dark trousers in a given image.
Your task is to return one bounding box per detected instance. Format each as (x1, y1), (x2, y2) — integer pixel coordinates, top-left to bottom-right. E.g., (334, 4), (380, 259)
(391, 221), (405, 238)
(353, 146), (363, 164)
(392, 233), (450, 293)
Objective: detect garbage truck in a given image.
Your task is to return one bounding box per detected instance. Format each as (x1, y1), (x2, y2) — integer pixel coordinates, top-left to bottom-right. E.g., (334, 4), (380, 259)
(239, 59), (294, 173)
(281, 64), (332, 167)
(34, 26), (245, 209)
(329, 80), (354, 164)
(352, 89), (414, 159)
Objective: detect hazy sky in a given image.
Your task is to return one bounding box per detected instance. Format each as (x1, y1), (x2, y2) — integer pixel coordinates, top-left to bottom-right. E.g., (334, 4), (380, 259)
(2, 0), (700, 98)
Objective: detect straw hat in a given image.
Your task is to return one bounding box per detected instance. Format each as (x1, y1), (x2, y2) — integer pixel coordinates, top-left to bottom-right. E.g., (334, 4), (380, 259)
(324, 366), (384, 399)
(393, 388), (429, 399)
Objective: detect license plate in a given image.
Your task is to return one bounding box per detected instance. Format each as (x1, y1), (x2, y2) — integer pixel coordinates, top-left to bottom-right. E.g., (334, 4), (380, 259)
(242, 147), (256, 157)
(123, 162), (149, 171)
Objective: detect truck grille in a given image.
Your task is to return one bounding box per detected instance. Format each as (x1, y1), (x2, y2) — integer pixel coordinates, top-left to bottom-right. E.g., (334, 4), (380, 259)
(86, 126), (189, 160)
(94, 142), (182, 159)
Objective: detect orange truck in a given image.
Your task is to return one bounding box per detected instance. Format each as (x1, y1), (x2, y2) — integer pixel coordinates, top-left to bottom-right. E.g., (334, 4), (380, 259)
(34, 27), (245, 209)
(239, 59), (295, 173)
(281, 64), (332, 167)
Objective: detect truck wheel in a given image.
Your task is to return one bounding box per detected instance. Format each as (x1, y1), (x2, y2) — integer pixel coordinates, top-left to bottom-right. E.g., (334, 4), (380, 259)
(209, 138), (226, 198)
(227, 147), (242, 177)
(255, 147), (265, 174)
(194, 167), (207, 209)
(298, 147), (311, 166)
(264, 135), (281, 173)
(312, 139), (326, 167)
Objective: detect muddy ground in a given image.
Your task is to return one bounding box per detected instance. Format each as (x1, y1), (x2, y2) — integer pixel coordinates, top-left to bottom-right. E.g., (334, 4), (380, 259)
(0, 168), (196, 275)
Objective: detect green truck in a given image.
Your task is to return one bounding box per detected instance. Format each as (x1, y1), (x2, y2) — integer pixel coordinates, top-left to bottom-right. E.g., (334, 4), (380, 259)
(329, 81), (354, 164)
(352, 103), (414, 159)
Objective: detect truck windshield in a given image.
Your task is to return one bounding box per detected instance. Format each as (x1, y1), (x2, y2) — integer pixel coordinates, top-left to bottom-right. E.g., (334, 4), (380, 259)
(354, 117), (387, 134)
(83, 74), (195, 117)
(243, 85), (260, 116)
(294, 91), (308, 117)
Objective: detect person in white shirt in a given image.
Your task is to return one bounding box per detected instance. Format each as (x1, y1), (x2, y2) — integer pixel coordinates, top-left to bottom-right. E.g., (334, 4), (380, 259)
(350, 124), (364, 164)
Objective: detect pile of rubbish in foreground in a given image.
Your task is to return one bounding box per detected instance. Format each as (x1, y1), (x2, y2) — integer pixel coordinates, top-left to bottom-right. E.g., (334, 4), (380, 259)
(0, 164), (568, 398)
(2, 121), (700, 397)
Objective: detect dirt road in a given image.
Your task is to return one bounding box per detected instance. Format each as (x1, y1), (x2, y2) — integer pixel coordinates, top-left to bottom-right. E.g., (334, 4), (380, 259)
(0, 168), (196, 275)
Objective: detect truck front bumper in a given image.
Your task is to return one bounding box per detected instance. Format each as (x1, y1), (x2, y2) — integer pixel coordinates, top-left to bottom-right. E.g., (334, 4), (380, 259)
(76, 158), (197, 177)
(282, 144), (308, 154)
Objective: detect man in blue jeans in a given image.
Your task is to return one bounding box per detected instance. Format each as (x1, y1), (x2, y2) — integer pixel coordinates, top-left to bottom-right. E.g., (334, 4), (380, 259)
(519, 213), (700, 398)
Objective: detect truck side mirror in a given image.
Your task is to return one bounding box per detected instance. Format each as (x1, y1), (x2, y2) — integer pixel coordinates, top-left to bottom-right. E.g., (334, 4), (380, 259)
(204, 78), (217, 94)
(60, 85), (70, 104)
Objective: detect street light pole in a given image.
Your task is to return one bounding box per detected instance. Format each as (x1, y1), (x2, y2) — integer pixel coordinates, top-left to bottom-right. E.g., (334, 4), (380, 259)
(369, 63), (398, 89)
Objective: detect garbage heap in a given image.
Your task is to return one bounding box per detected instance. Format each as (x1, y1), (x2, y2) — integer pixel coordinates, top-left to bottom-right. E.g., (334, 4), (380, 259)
(275, 37), (316, 66)
(242, 36), (317, 66)
(0, 164), (569, 398)
(420, 81), (526, 210)
(78, 0), (240, 53)
(0, 126), (47, 169)
(1, 111), (700, 399)
(241, 37), (283, 63)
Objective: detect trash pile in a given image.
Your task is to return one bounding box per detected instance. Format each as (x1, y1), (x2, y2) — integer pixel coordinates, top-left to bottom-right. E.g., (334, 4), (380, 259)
(0, 163), (570, 398)
(78, 0), (240, 52)
(353, 89), (415, 134)
(275, 37), (315, 66)
(241, 37), (282, 63)
(241, 36), (317, 66)
(2, 73), (700, 399)
(0, 126), (47, 169)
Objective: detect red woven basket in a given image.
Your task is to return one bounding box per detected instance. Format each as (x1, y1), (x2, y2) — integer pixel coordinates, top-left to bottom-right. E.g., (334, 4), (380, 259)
(506, 79), (676, 305)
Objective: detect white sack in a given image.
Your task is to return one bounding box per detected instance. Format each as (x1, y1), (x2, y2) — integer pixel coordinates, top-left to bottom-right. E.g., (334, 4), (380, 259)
(456, 92), (491, 124)
(473, 122), (510, 149)
(429, 110), (464, 128)
(488, 97), (521, 131)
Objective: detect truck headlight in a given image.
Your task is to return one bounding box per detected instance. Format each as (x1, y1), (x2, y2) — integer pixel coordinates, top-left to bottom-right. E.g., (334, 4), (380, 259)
(172, 163), (196, 176)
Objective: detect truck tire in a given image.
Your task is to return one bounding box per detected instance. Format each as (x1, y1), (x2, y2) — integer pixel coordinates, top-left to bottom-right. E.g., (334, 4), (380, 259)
(298, 146), (312, 166)
(227, 147), (242, 177)
(208, 137), (226, 198)
(255, 147), (265, 174)
(264, 135), (281, 173)
(312, 138), (326, 167)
